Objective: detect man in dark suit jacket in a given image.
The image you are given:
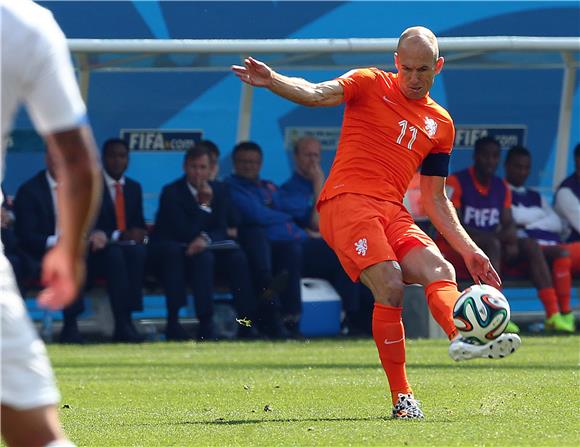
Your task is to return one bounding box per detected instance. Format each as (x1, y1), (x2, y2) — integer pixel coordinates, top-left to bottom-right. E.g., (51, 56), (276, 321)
(14, 152), (87, 342)
(1, 188), (32, 295)
(15, 143), (147, 343)
(150, 146), (257, 341)
(90, 138), (148, 342)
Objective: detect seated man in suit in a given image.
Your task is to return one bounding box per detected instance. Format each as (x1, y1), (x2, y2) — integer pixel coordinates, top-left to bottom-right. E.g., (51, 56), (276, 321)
(280, 136), (360, 334)
(197, 139), (239, 240)
(90, 138), (148, 342)
(15, 152), (84, 342)
(226, 141), (305, 338)
(150, 146), (257, 340)
(14, 148), (144, 342)
(439, 136), (565, 333)
(1, 190), (31, 295)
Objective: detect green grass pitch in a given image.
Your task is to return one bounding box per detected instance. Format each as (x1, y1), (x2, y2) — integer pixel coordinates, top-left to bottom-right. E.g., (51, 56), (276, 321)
(49, 336), (579, 446)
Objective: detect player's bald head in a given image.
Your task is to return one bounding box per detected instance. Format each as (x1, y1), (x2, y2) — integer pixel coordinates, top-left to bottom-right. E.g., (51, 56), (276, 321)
(397, 26), (439, 63)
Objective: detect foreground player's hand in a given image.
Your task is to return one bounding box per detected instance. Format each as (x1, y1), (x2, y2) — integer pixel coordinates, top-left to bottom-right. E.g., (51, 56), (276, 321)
(231, 57), (273, 87)
(463, 248), (502, 289)
(38, 244), (85, 310)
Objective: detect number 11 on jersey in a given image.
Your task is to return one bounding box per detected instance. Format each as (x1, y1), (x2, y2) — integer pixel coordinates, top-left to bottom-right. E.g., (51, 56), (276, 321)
(397, 120), (417, 150)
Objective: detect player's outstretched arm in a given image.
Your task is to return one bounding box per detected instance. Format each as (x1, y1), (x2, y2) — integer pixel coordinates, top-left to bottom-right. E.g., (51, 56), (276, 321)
(38, 127), (102, 310)
(231, 57), (344, 107)
(421, 175), (501, 288)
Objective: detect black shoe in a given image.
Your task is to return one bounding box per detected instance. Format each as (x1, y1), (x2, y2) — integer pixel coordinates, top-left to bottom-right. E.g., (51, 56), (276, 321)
(59, 323), (85, 344)
(340, 314), (362, 337)
(284, 320), (305, 340)
(112, 331), (145, 343)
(196, 319), (218, 341)
(262, 317), (294, 340)
(58, 329), (85, 345)
(237, 325), (263, 340)
(127, 320), (146, 339)
(113, 323), (145, 343)
(165, 322), (192, 341)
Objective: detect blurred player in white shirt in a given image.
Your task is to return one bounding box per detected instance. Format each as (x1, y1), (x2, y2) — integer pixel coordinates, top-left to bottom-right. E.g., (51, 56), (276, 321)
(1, 1), (101, 445)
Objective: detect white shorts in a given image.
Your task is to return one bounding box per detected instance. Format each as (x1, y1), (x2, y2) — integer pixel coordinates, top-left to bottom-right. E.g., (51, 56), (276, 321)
(1, 254), (60, 410)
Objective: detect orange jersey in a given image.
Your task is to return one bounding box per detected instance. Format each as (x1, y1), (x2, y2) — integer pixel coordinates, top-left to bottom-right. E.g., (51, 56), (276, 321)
(318, 68), (455, 205)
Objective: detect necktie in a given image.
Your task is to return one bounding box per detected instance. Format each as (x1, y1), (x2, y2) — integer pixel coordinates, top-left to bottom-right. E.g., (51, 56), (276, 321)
(114, 182), (126, 231)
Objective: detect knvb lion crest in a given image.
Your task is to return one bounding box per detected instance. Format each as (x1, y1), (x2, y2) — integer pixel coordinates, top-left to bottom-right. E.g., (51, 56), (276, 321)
(425, 117), (437, 138)
(354, 238), (368, 256)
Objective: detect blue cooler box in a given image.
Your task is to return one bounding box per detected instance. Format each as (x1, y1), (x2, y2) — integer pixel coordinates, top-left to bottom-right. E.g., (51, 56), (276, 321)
(299, 278), (341, 337)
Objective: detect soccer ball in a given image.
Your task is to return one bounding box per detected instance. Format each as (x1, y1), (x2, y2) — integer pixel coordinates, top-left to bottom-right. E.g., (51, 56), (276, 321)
(453, 284), (511, 344)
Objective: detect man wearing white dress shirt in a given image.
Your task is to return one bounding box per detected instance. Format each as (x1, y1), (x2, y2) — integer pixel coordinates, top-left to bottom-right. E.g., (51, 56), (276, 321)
(90, 138), (148, 342)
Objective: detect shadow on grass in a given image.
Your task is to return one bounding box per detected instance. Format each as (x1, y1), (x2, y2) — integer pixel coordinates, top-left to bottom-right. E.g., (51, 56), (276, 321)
(119, 415), (452, 427)
(53, 361), (577, 371)
(191, 416), (387, 426)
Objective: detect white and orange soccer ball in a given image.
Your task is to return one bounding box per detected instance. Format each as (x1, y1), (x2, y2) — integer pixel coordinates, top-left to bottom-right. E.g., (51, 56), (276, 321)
(453, 284), (511, 344)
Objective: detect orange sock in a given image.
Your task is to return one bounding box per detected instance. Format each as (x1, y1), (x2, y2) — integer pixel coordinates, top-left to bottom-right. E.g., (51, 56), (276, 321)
(552, 257), (572, 314)
(566, 242), (580, 276)
(425, 279), (460, 340)
(372, 303), (411, 405)
(538, 288), (559, 317)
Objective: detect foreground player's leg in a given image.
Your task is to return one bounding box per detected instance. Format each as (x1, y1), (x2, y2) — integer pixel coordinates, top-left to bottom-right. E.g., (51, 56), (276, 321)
(424, 279), (460, 339)
(372, 304), (411, 400)
(448, 333), (521, 361)
(400, 245), (521, 362)
(1, 404), (72, 447)
(361, 262), (423, 419)
(424, 279), (522, 360)
(1, 283), (74, 447)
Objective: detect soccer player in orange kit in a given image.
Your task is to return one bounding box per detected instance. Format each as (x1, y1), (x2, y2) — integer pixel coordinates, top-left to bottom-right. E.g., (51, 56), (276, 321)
(232, 26), (521, 419)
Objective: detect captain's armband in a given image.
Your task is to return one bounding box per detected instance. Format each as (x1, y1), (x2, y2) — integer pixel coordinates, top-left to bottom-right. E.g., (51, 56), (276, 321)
(421, 153), (450, 177)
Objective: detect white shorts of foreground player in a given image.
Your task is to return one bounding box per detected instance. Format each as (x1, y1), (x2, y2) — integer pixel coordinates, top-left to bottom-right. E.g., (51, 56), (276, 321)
(1, 254), (60, 410)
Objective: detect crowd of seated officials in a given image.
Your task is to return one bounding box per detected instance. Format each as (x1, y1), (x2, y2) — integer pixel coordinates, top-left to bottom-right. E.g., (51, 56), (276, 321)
(2, 136), (370, 343)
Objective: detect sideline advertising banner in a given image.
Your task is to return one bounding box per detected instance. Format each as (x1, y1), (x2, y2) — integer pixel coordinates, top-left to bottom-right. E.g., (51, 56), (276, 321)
(454, 125), (527, 150)
(120, 129), (203, 151)
(451, 125), (527, 173)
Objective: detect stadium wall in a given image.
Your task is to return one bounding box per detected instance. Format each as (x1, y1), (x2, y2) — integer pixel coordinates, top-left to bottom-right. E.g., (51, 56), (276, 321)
(5, 0), (579, 222)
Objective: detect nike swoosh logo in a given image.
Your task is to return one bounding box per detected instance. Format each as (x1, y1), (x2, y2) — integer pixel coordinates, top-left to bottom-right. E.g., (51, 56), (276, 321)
(384, 337), (405, 345)
(382, 95), (398, 106)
